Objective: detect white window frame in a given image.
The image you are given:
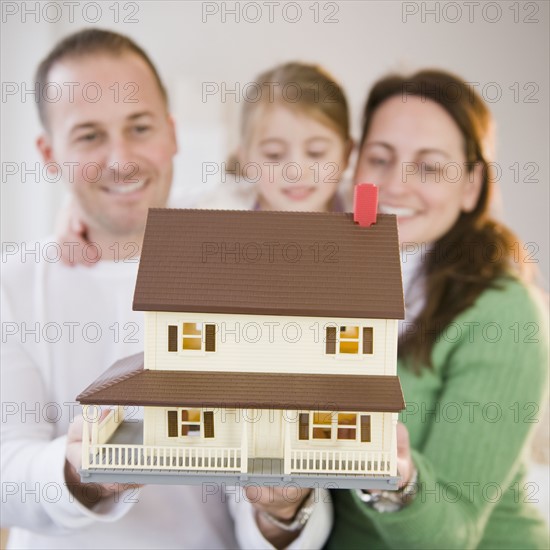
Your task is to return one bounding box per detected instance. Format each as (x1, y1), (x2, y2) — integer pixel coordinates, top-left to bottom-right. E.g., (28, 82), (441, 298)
(180, 322), (205, 354)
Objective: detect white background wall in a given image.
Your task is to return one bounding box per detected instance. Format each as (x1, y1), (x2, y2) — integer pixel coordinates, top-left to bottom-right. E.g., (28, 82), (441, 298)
(1, 0), (549, 290)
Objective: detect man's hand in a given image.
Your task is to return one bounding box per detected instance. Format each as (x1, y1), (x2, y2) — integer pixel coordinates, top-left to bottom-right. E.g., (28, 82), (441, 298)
(55, 197), (95, 267)
(65, 412), (140, 508)
(246, 485), (313, 549)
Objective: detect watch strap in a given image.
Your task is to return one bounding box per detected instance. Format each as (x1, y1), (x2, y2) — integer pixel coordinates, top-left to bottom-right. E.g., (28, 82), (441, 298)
(259, 489), (316, 532)
(357, 467), (419, 513)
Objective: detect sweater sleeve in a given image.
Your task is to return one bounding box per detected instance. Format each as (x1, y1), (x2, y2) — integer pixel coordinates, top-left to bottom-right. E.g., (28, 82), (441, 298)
(0, 286), (136, 534)
(330, 279), (549, 549)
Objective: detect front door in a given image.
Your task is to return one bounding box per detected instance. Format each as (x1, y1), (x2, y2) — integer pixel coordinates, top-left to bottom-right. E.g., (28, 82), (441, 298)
(252, 409), (284, 458)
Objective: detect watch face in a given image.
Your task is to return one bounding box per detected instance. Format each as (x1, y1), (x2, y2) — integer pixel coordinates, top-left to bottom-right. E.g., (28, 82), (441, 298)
(357, 489), (406, 513)
(357, 490), (379, 504)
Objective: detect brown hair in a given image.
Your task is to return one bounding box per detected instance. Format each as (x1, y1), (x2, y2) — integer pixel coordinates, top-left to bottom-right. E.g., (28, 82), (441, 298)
(228, 62), (350, 173)
(360, 69), (529, 370)
(35, 28), (168, 129)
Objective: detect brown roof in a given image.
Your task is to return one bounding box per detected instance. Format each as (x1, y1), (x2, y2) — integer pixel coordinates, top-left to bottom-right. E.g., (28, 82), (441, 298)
(77, 353), (405, 412)
(133, 209), (404, 320)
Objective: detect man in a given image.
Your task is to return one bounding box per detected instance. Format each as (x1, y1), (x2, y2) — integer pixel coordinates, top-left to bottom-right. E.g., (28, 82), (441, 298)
(1, 29), (330, 549)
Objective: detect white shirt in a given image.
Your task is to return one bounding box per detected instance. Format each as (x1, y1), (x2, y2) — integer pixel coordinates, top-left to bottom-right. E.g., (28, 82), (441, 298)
(1, 240), (332, 549)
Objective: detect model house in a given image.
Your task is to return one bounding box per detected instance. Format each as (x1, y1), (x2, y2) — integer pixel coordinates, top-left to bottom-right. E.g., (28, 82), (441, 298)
(77, 184), (405, 489)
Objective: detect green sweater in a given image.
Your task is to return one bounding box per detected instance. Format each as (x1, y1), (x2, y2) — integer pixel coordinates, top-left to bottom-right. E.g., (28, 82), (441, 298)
(325, 277), (549, 549)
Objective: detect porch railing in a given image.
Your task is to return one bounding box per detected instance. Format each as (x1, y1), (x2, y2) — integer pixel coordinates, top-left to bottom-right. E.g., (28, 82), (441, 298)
(87, 444), (241, 471)
(289, 449), (391, 474)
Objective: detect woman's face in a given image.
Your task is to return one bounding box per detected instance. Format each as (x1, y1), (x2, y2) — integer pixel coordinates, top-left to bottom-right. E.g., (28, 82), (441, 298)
(354, 95), (482, 245)
(240, 104), (350, 212)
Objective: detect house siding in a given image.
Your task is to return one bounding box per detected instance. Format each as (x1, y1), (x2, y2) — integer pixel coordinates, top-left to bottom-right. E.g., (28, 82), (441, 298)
(145, 312), (398, 376)
(142, 407), (394, 455)
(384, 319), (399, 376)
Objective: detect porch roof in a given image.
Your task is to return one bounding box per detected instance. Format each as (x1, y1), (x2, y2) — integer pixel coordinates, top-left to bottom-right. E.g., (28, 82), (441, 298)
(77, 352), (405, 412)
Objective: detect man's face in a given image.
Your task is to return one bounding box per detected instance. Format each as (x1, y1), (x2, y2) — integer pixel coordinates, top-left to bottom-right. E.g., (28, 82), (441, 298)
(38, 52), (177, 238)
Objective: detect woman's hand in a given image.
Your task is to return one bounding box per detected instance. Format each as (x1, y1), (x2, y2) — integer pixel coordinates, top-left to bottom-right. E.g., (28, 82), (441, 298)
(363, 421), (415, 499)
(396, 421), (415, 488)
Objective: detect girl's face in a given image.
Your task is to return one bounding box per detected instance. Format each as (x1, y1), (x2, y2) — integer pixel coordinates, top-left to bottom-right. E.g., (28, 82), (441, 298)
(240, 104), (350, 212)
(354, 95), (483, 245)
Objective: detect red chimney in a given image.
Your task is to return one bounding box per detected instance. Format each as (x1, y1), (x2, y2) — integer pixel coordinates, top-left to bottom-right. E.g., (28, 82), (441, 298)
(353, 183), (378, 227)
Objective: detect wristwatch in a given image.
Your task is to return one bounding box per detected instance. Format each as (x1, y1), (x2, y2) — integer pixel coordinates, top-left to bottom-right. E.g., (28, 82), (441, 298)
(357, 468), (419, 513)
(259, 489), (316, 532)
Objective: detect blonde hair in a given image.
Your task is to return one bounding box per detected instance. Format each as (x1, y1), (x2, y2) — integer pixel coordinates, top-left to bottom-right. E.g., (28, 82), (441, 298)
(227, 62), (350, 174)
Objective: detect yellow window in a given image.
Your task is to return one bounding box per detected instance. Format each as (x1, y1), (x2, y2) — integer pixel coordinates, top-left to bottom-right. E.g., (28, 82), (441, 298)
(313, 412), (332, 425)
(312, 411), (333, 439)
(339, 326), (360, 354)
(182, 323), (203, 350)
(181, 409), (201, 436)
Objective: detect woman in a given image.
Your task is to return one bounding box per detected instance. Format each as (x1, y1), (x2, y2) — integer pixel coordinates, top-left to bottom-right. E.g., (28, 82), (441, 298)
(326, 70), (549, 549)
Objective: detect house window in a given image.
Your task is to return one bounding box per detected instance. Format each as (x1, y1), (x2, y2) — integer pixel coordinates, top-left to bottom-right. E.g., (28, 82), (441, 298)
(299, 412), (372, 443)
(312, 412), (333, 439)
(339, 326), (359, 354)
(167, 323), (216, 352)
(325, 326), (374, 355)
(337, 413), (357, 440)
(167, 409), (215, 438)
(183, 323), (202, 350)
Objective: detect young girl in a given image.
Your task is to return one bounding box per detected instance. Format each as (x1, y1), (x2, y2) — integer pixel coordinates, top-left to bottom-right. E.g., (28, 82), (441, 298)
(327, 69), (549, 549)
(198, 62), (352, 213)
(58, 61), (353, 261)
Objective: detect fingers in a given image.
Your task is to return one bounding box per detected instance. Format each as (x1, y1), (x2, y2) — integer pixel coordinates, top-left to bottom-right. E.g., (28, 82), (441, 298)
(396, 421), (411, 455)
(67, 414), (84, 442)
(71, 217), (84, 234)
(55, 197), (91, 267)
(396, 422), (416, 487)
